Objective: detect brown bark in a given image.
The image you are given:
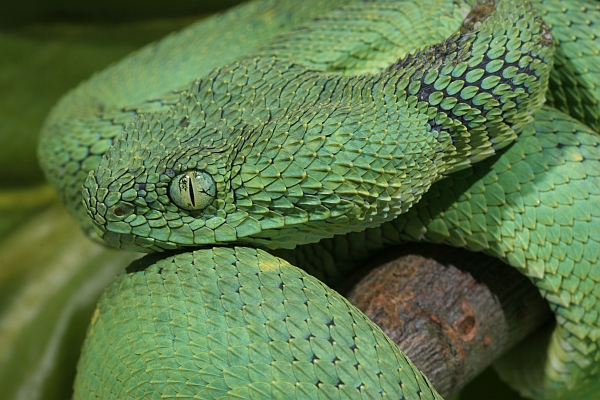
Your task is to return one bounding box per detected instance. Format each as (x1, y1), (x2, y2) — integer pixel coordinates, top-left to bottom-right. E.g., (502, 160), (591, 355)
(346, 244), (552, 398)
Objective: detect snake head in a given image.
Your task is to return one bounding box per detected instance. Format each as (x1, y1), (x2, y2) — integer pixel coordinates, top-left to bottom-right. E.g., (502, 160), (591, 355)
(83, 89), (424, 253)
(82, 97), (365, 253)
(82, 109), (245, 252)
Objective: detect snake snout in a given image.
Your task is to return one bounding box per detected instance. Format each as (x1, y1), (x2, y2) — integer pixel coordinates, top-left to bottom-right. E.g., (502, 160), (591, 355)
(82, 169), (139, 246)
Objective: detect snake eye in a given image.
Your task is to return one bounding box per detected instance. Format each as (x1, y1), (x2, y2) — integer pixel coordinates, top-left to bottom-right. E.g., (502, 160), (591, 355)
(169, 170), (216, 211)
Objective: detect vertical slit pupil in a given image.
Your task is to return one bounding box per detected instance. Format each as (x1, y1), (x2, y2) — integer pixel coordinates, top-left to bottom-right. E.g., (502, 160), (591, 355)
(187, 175), (196, 207)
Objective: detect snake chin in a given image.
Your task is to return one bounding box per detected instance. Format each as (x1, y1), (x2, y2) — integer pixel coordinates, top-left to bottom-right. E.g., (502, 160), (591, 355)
(100, 231), (175, 253)
(101, 231), (146, 252)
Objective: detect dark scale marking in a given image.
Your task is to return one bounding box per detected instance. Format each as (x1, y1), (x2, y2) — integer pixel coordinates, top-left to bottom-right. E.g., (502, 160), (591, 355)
(178, 117), (189, 128)
(417, 81), (437, 103)
(429, 53), (536, 135)
(165, 168), (176, 177)
(427, 119), (443, 134)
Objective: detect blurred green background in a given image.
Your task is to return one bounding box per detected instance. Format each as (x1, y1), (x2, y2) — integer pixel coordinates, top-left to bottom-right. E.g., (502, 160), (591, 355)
(0, 1), (525, 399)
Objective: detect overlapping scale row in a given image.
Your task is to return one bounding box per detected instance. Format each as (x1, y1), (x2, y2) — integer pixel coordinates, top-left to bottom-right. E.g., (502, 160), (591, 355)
(388, 0), (553, 170)
(74, 247), (441, 399)
(82, 0), (553, 252)
(534, 0), (600, 132)
(256, 0), (465, 75)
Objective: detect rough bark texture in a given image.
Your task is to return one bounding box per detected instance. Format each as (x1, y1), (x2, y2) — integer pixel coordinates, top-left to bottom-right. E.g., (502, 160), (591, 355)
(346, 244), (552, 398)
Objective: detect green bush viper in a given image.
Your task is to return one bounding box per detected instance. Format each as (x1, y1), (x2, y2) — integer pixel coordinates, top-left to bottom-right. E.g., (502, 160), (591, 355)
(37, 0), (600, 398)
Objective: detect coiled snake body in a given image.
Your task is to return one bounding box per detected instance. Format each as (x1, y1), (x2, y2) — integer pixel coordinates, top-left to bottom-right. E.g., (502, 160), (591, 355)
(38, 0), (600, 398)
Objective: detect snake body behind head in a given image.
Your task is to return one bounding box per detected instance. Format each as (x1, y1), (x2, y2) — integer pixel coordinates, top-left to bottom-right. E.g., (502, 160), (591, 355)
(36, 0), (600, 398)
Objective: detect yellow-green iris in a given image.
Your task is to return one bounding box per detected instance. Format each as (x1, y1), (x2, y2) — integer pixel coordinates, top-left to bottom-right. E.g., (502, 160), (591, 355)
(169, 170), (215, 211)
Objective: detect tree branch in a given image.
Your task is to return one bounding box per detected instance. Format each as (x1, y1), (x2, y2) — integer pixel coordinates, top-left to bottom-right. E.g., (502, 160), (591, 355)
(346, 244), (552, 398)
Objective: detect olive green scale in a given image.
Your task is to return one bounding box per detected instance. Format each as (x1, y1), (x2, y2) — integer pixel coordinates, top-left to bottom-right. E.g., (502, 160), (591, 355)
(534, 0), (600, 132)
(36, 0), (600, 399)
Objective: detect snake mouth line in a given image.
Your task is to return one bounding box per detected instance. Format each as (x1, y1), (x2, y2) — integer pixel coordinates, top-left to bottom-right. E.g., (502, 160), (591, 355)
(103, 230), (275, 254)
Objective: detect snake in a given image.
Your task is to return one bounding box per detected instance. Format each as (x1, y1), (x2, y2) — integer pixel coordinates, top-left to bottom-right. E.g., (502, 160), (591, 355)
(36, 0), (600, 398)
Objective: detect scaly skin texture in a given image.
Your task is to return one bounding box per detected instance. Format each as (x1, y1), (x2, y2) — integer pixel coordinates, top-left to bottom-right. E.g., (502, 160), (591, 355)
(82, 0), (552, 251)
(77, 247), (442, 399)
(283, 106), (600, 399)
(35, 0), (600, 398)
